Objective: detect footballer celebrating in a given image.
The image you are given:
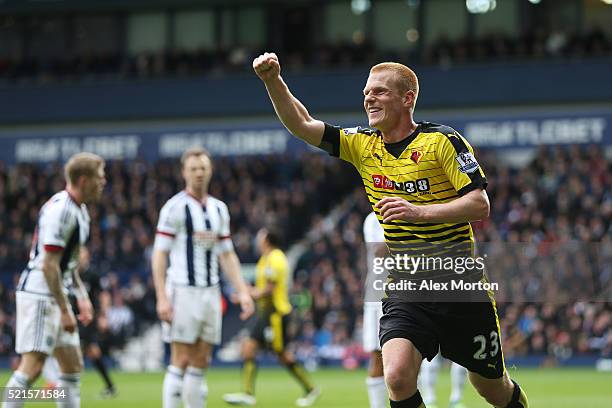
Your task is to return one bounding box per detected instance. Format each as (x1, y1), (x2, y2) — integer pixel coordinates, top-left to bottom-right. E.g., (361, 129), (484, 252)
(4, 152), (105, 408)
(252, 53), (529, 408)
(152, 147), (254, 408)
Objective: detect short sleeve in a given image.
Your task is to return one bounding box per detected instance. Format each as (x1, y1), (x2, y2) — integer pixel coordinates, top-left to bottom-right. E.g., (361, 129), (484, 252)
(154, 202), (179, 251)
(266, 251), (288, 283)
(363, 213), (385, 243)
(40, 201), (75, 252)
(216, 201), (234, 254)
(436, 132), (487, 196)
(320, 123), (370, 169)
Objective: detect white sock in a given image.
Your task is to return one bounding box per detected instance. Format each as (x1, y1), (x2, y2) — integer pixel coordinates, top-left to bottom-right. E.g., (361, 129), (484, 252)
(366, 376), (387, 408)
(449, 362), (467, 403)
(2, 371), (30, 408)
(43, 357), (61, 385)
(419, 354), (441, 404)
(183, 366), (208, 408)
(163, 366), (184, 408)
(57, 373), (80, 408)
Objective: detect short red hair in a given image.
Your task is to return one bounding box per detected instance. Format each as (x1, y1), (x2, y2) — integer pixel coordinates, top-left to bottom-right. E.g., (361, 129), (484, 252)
(370, 62), (419, 107)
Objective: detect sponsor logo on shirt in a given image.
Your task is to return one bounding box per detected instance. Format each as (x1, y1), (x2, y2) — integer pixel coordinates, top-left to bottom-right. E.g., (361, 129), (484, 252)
(372, 175), (431, 194)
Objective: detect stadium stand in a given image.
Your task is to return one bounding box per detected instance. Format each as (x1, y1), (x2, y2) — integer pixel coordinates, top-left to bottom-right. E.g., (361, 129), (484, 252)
(0, 3), (610, 407)
(0, 28), (610, 83)
(0, 146), (609, 366)
(290, 145), (610, 366)
(0, 153), (359, 358)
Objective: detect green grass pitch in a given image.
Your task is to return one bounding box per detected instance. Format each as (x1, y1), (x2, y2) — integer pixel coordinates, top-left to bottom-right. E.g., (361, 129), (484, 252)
(1, 367), (611, 407)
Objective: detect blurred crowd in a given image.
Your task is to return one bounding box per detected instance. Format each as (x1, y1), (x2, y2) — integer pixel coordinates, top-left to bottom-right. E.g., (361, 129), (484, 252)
(288, 144), (611, 367)
(0, 144), (610, 368)
(0, 28), (610, 83)
(0, 153), (357, 357)
(0, 153), (354, 273)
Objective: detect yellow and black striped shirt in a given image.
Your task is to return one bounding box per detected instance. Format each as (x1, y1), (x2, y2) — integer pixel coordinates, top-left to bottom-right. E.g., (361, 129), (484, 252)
(255, 248), (292, 316)
(320, 121), (486, 258)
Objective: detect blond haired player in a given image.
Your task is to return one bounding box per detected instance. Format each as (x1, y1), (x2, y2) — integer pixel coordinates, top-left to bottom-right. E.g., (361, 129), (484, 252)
(252, 53), (528, 408)
(4, 153), (105, 408)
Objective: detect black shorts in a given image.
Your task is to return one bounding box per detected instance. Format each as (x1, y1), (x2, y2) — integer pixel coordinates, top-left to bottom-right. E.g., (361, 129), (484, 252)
(79, 321), (98, 347)
(379, 299), (505, 379)
(248, 311), (290, 353)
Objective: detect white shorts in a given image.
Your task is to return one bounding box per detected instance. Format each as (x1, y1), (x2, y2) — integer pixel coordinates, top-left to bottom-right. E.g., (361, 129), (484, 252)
(363, 301), (383, 352)
(15, 291), (80, 355)
(162, 284), (222, 345)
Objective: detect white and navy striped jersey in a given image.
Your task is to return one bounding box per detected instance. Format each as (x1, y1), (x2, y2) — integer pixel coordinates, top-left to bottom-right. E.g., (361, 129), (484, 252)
(154, 191), (234, 287)
(363, 212), (386, 305)
(17, 190), (91, 297)
(363, 211), (386, 274)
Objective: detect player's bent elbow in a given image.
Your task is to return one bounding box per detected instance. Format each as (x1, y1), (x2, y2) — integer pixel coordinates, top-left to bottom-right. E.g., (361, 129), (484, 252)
(470, 202), (490, 221)
(474, 198), (490, 220)
(291, 129), (322, 147)
(290, 119), (324, 147)
(471, 189), (490, 220)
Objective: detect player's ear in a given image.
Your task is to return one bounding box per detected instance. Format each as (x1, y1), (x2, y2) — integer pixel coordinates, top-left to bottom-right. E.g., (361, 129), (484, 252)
(403, 90), (415, 108)
(77, 174), (88, 189)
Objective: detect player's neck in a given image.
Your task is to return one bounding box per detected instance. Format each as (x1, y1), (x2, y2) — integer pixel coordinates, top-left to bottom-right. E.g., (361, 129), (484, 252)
(185, 187), (208, 203)
(65, 185), (83, 205)
(381, 119), (418, 144)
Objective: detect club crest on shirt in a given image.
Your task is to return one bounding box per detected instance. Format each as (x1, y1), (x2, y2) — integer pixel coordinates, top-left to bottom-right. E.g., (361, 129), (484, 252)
(410, 147), (424, 164)
(456, 151), (480, 173)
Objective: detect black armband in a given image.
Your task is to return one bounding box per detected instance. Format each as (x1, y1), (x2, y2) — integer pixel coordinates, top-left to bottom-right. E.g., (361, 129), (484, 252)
(457, 177), (488, 196)
(318, 123), (341, 157)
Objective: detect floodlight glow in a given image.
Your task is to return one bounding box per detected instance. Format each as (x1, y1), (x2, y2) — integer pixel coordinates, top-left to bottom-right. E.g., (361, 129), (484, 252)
(351, 0), (371, 14)
(466, 0), (497, 14)
(406, 29), (419, 43)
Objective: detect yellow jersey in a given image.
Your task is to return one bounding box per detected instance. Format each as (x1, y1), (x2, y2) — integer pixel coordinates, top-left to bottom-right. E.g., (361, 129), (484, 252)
(320, 122), (487, 279)
(255, 248), (292, 316)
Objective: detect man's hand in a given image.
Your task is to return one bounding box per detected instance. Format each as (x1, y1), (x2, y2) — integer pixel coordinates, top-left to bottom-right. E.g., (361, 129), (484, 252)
(156, 295), (173, 323)
(376, 196), (425, 223)
(253, 52), (281, 82)
(61, 308), (78, 333)
(232, 290), (255, 321)
(76, 298), (94, 326)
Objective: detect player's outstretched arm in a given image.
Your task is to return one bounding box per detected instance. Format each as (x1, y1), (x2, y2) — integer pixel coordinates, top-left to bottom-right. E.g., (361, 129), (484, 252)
(377, 189), (490, 224)
(42, 250), (77, 332)
(253, 52), (325, 146)
(219, 250), (255, 320)
(151, 249), (172, 322)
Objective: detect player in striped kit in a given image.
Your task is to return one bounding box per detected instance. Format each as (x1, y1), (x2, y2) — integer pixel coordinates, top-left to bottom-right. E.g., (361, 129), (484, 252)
(362, 211), (388, 408)
(253, 52), (530, 408)
(152, 147), (254, 408)
(3, 152), (106, 408)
